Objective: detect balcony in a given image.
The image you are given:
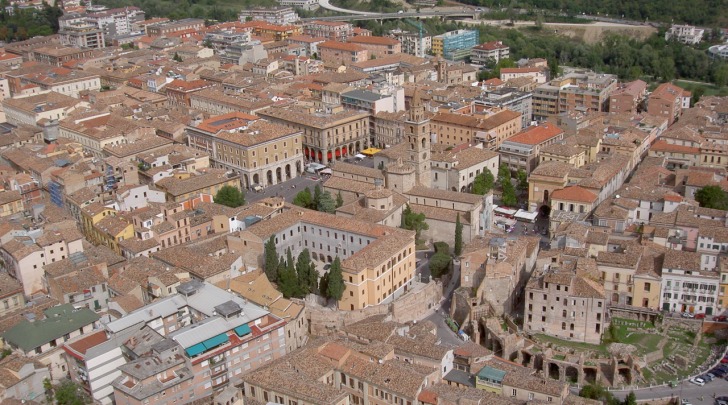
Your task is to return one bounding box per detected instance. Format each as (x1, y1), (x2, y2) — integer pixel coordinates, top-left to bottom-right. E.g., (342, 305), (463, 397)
(212, 375), (229, 388)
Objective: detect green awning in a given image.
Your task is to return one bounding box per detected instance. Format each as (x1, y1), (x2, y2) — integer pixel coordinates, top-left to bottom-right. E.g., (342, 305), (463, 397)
(477, 366), (506, 382)
(234, 324), (252, 337)
(202, 333), (229, 349)
(185, 343), (205, 357)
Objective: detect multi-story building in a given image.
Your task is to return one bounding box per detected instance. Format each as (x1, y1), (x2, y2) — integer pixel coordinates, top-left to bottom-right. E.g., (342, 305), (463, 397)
(348, 35), (401, 58)
(59, 22), (105, 48)
(341, 88), (403, 116)
(6, 66), (101, 98)
(500, 67), (546, 84)
(242, 20), (302, 41)
(659, 249), (719, 314)
(389, 29), (431, 57)
(146, 18), (205, 36)
(0, 273), (25, 317)
(373, 110), (407, 148)
(68, 280), (286, 405)
(59, 111), (156, 159)
(471, 40), (509, 65)
(30, 45), (98, 66)
(474, 87), (533, 129)
(189, 89), (274, 116)
(665, 24), (705, 44)
(278, 0), (319, 10)
(231, 205), (416, 310)
(498, 122), (565, 174)
(0, 354), (51, 403)
(608, 80), (648, 114)
(154, 168), (242, 203)
(186, 112), (304, 189)
(648, 82), (689, 125)
(524, 260), (608, 344)
(318, 41), (368, 66)
(85, 6), (146, 39)
(432, 109), (522, 150)
(0, 190), (23, 217)
(164, 79), (215, 107)
(430, 143), (499, 193)
(432, 30), (478, 61)
(239, 6), (299, 25)
(304, 21), (353, 42)
(258, 105), (370, 165)
(2, 304), (99, 381)
(532, 70), (618, 120)
(0, 223), (85, 296)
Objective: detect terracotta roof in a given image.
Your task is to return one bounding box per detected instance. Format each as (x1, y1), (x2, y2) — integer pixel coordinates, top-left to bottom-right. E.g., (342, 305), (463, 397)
(318, 41), (365, 52)
(551, 185), (598, 204)
(503, 123), (563, 145)
(349, 36), (399, 46)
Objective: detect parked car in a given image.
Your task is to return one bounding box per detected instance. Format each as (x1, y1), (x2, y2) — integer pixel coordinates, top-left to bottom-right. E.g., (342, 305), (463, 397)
(682, 312), (695, 318)
(680, 399), (692, 405)
(715, 400), (727, 405)
(702, 373), (714, 381)
(721, 356), (728, 363)
(689, 377), (705, 386)
(695, 313), (706, 319)
(715, 315), (728, 322)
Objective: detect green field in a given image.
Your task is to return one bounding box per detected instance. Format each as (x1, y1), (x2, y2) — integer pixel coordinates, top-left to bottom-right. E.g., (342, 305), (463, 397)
(674, 79), (728, 98)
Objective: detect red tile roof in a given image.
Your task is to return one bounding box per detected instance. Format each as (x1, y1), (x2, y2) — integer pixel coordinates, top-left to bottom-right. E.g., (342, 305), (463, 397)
(319, 41), (365, 52)
(551, 185), (598, 203)
(650, 140), (700, 154)
(62, 330), (108, 360)
(349, 36), (400, 46)
(473, 40), (508, 51)
(504, 123), (563, 145)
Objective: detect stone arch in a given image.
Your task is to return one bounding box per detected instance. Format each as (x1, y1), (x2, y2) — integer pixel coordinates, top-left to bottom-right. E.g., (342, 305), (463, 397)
(296, 161), (301, 175)
(242, 174), (249, 189)
(521, 351), (533, 367)
(539, 204), (551, 217)
(451, 187), (457, 192)
(617, 367), (631, 385)
(461, 186), (466, 192)
(327, 255), (333, 263)
(253, 173), (259, 185)
(355, 141), (361, 152)
(584, 367), (597, 384)
(266, 170), (273, 186)
(276, 167), (282, 183)
(421, 137), (426, 148)
(548, 363), (560, 380)
(565, 366), (579, 383)
(285, 164), (291, 180)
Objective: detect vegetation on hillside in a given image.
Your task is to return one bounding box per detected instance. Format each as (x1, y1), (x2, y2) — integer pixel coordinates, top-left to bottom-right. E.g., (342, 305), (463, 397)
(0, 1), (63, 42)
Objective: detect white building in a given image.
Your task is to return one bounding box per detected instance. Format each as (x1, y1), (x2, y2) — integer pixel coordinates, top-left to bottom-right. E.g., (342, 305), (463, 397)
(659, 249), (719, 314)
(471, 40), (510, 65)
(665, 25), (705, 45)
(277, 0), (318, 10)
(108, 184), (167, 212)
(430, 143), (499, 193)
(239, 6), (299, 25)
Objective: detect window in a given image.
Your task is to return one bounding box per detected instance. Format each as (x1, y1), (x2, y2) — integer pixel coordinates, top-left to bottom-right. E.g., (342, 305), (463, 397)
(512, 389), (517, 396)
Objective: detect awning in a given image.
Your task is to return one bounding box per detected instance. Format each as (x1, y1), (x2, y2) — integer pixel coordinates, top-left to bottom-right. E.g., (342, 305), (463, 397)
(234, 324), (252, 337)
(201, 333), (229, 350)
(355, 154), (366, 159)
(320, 168), (332, 175)
(360, 148), (381, 156)
(185, 343), (205, 357)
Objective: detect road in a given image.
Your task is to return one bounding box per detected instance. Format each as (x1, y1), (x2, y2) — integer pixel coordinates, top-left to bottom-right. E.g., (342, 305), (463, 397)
(318, 0), (377, 15)
(602, 377), (728, 404)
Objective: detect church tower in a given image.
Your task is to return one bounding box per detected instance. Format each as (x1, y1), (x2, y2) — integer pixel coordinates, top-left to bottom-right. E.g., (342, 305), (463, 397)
(405, 89), (431, 187)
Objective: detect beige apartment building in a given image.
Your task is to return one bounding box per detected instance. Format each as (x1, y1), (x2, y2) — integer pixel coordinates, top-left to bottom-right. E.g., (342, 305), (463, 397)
(187, 112), (304, 189)
(348, 36), (401, 58)
(431, 110), (522, 149)
(232, 206), (416, 310)
(524, 261), (608, 344)
(259, 105), (370, 165)
(318, 41), (368, 66)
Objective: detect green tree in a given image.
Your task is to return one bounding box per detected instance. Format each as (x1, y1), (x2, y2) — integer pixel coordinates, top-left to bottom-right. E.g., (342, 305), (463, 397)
(264, 236), (279, 283)
(578, 383), (620, 405)
(454, 214), (463, 256)
(336, 191), (344, 208)
(472, 170), (495, 195)
(317, 190), (336, 213)
(623, 392), (637, 405)
(695, 185), (728, 210)
(318, 271), (329, 297)
(173, 52), (182, 62)
(54, 380), (90, 405)
(325, 257), (345, 303)
(691, 86), (706, 106)
(497, 163), (511, 186)
(313, 185), (323, 209)
(501, 180), (518, 207)
(278, 250), (301, 298)
(213, 185), (245, 207)
(295, 248), (318, 295)
(293, 187), (313, 209)
(516, 169), (529, 195)
(429, 252), (451, 278)
(713, 64), (728, 87)
(401, 204), (429, 241)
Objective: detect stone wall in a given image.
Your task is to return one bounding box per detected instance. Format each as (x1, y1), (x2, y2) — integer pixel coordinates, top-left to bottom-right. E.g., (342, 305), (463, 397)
(307, 281), (443, 336)
(662, 317), (702, 334)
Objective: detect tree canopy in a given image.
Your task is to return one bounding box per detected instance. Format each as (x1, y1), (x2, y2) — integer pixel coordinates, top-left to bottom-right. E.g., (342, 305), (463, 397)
(317, 190), (337, 213)
(54, 380), (90, 405)
(264, 236), (278, 283)
(295, 248), (318, 295)
(695, 185), (728, 210)
(401, 204), (429, 241)
(293, 187), (314, 209)
(472, 170), (495, 195)
(213, 185), (245, 208)
(454, 214), (463, 256)
(325, 257), (345, 303)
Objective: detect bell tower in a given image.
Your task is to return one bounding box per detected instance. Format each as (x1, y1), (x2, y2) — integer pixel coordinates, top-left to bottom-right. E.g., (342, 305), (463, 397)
(405, 89), (431, 187)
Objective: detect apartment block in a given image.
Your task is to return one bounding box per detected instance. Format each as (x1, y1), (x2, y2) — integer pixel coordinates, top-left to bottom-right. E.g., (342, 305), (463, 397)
(304, 21), (353, 42)
(146, 18), (205, 36)
(471, 40), (509, 65)
(500, 67), (546, 84)
(239, 6), (299, 25)
(0, 273), (25, 317)
(474, 87), (533, 129)
(524, 260), (607, 344)
(349, 36), (401, 58)
(186, 112), (304, 189)
(318, 41), (368, 66)
(608, 80), (647, 114)
(659, 249), (719, 314)
(154, 168), (242, 203)
(648, 82), (689, 125)
(498, 122), (565, 174)
(432, 110), (522, 150)
(389, 29), (431, 57)
(665, 24), (705, 45)
(432, 30), (478, 61)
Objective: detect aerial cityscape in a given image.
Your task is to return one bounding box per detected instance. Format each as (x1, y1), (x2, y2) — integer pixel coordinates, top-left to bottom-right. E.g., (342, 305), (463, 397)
(0, 0), (728, 404)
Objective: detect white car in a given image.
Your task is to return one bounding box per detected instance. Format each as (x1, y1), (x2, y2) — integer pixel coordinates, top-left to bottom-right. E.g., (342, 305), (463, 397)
(688, 377), (705, 386)
(680, 399), (692, 405)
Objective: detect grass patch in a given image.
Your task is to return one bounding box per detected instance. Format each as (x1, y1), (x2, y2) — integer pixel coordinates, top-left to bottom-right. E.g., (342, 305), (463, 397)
(674, 79), (728, 97)
(534, 334), (608, 355)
